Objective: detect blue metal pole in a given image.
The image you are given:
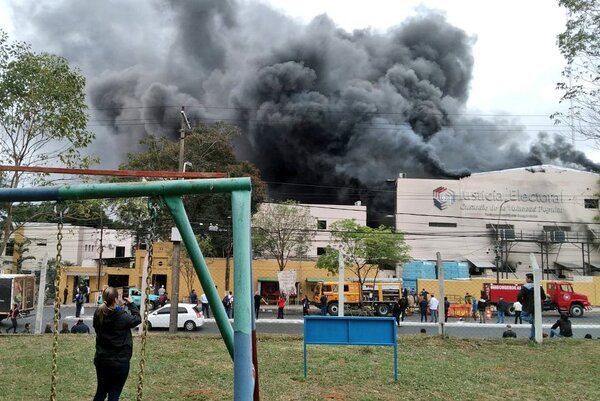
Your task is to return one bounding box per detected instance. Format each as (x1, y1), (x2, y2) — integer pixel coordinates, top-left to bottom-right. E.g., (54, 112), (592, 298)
(232, 190), (254, 400)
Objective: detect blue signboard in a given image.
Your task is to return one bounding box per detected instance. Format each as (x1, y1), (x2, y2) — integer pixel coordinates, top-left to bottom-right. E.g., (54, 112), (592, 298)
(303, 316), (397, 381)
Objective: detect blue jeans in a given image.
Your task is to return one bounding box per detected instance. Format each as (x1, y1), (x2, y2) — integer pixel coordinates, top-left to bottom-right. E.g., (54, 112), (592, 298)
(550, 328), (561, 338)
(430, 310), (438, 323)
(521, 311), (535, 339)
(497, 311), (505, 323)
(320, 306), (327, 316)
(93, 361), (130, 401)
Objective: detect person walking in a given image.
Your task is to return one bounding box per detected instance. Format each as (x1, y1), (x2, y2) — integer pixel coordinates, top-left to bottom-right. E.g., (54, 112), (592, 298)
(200, 293), (210, 318)
(419, 296), (429, 323)
(497, 297), (508, 324)
(398, 296), (409, 322)
(320, 293), (328, 316)
(472, 296), (478, 321)
(254, 291), (267, 319)
(392, 298), (401, 326)
(189, 289), (198, 305)
(477, 297), (488, 323)
(277, 294), (286, 319)
(444, 296), (450, 323)
(429, 294), (439, 323)
(302, 295), (310, 316)
(93, 286), (141, 401)
(6, 303), (19, 333)
(75, 290), (85, 318)
(63, 286), (69, 305)
(517, 273), (546, 340)
(513, 300), (523, 324)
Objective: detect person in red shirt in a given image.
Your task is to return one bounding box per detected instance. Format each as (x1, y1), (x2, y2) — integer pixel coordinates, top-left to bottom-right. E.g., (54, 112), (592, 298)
(277, 294), (286, 319)
(6, 304), (19, 333)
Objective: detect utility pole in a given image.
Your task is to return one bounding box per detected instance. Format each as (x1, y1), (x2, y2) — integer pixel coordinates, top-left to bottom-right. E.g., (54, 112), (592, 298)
(169, 106), (188, 333)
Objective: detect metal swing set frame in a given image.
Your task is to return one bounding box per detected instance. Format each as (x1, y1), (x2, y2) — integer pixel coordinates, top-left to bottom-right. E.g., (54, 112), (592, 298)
(0, 177), (257, 401)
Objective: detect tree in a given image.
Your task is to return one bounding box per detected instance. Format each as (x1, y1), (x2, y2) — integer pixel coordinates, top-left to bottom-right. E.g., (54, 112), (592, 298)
(316, 219), (410, 299)
(180, 234), (214, 299)
(118, 122), (267, 252)
(0, 30), (95, 255)
(252, 201), (316, 271)
(553, 0), (600, 143)
(14, 238), (35, 274)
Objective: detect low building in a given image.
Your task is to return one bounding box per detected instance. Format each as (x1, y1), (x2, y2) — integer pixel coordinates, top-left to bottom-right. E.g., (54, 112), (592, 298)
(393, 165), (600, 279)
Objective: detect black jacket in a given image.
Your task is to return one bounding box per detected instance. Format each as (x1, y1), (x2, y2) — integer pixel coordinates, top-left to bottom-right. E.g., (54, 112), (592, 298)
(551, 317), (573, 337)
(93, 303), (141, 366)
(517, 283), (546, 313)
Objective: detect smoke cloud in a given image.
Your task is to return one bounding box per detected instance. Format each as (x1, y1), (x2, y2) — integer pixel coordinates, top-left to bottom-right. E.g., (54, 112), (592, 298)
(6, 0), (598, 213)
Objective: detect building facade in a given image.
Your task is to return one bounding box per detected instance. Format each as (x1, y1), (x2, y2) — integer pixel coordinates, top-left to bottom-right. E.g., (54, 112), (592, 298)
(394, 165), (600, 279)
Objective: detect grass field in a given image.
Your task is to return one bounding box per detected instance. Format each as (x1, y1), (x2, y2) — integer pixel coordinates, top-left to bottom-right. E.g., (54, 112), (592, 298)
(0, 333), (599, 401)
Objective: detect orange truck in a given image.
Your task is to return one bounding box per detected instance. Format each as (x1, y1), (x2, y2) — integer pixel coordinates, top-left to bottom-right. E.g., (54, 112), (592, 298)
(312, 281), (402, 316)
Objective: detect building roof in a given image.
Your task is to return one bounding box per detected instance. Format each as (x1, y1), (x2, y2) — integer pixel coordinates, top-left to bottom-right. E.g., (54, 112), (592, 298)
(469, 164), (599, 178)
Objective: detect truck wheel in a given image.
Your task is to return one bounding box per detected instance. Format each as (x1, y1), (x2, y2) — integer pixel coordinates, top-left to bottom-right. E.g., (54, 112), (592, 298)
(327, 302), (339, 316)
(375, 303), (390, 316)
(506, 303), (515, 316)
(148, 301), (157, 311)
(569, 304), (584, 317)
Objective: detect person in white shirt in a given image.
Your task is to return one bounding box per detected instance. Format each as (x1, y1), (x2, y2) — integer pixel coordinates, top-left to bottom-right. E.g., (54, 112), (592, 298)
(200, 293), (210, 318)
(513, 300), (523, 324)
(429, 295), (439, 323)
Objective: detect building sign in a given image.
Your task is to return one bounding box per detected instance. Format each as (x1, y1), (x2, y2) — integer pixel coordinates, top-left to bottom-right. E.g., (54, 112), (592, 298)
(277, 270), (297, 296)
(433, 186), (566, 218)
(433, 186), (455, 210)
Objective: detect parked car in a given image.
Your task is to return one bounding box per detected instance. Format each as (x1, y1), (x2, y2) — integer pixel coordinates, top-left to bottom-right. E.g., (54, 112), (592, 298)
(97, 287), (160, 311)
(147, 303), (204, 331)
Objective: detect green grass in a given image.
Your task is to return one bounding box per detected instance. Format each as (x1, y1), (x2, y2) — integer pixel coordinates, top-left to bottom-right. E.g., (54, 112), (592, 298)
(0, 333), (599, 401)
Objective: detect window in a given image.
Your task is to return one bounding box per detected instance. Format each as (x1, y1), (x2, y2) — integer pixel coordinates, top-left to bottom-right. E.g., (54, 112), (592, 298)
(543, 226), (571, 232)
(5, 241), (14, 256)
(428, 222), (457, 228)
(317, 220), (327, 230)
(585, 199), (599, 209)
(115, 246), (125, 258)
(317, 247), (326, 255)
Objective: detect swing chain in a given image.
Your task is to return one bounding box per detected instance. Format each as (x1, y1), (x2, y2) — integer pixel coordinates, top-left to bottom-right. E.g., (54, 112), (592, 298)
(50, 207), (65, 401)
(136, 199), (160, 401)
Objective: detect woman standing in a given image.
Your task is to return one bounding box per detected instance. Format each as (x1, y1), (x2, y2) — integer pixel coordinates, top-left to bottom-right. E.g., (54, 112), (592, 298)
(277, 294), (286, 319)
(93, 286), (141, 401)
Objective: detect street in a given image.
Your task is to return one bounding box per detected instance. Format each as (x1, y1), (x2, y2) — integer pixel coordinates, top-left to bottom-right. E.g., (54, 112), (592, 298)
(2, 303), (600, 339)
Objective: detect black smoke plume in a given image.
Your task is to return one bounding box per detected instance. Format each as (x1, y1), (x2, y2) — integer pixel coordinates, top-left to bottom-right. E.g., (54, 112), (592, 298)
(6, 0), (598, 221)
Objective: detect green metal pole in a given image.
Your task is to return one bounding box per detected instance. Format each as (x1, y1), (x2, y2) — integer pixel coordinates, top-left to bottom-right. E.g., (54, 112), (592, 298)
(232, 190), (254, 400)
(162, 196), (234, 359)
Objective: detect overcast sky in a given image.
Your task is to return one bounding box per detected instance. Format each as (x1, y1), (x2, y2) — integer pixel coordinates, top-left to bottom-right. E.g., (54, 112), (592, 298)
(0, 0), (596, 161)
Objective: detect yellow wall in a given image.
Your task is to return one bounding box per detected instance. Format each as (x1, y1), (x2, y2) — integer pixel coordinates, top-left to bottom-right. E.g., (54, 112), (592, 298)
(59, 241), (600, 306)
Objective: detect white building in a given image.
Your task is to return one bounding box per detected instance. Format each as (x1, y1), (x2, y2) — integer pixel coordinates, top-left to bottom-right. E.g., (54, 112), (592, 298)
(1, 223), (135, 274)
(394, 165), (600, 279)
(255, 202), (367, 259)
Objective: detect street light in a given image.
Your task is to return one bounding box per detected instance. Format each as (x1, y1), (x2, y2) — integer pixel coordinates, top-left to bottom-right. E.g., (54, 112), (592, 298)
(495, 200), (511, 283)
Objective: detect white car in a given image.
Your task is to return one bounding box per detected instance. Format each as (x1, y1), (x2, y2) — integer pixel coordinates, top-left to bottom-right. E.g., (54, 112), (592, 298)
(147, 303), (204, 331)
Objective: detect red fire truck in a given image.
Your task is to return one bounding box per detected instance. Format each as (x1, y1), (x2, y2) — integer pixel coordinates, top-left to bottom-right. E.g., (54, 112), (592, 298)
(483, 281), (592, 317)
